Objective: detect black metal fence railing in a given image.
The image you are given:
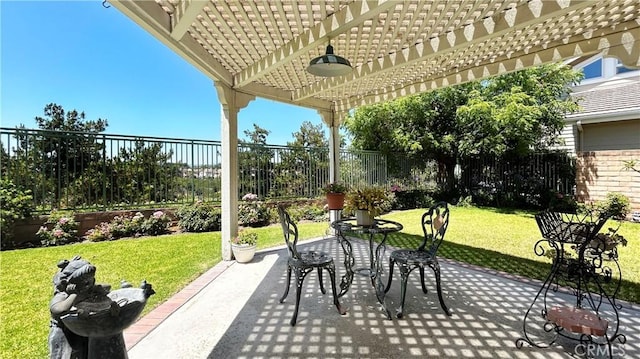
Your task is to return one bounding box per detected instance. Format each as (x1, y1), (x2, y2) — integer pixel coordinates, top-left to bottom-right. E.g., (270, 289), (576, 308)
(1, 128), (434, 212)
(1, 127), (574, 213)
(1, 128), (225, 212)
(458, 152), (576, 207)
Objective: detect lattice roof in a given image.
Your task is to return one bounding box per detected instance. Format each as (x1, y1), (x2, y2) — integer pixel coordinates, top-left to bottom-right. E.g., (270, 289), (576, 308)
(112, 0), (639, 115)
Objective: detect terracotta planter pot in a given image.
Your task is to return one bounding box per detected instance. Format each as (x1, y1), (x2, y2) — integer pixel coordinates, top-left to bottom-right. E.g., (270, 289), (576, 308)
(326, 193), (346, 210)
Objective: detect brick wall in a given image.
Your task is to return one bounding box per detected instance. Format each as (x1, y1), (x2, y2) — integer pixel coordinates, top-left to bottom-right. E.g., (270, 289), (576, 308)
(576, 150), (640, 218)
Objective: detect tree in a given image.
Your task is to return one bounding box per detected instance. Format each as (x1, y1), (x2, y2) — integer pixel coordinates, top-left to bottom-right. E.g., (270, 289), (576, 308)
(343, 63), (583, 191)
(11, 103), (108, 207)
(288, 121), (328, 149)
(238, 124), (274, 198)
(110, 141), (180, 204)
(457, 64), (582, 156)
(274, 121), (330, 197)
(344, 83), (476, 189)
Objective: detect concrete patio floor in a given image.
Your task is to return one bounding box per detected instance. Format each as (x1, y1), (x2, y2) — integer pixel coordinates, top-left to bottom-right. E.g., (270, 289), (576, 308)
(124, 237), (640, 359)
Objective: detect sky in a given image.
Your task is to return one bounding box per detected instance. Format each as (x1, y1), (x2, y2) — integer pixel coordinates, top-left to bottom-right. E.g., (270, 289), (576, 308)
(0, 1), (327, 145)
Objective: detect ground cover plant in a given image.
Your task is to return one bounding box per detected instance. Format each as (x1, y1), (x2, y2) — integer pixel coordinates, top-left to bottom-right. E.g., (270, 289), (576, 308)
(1, 207), (637, 359)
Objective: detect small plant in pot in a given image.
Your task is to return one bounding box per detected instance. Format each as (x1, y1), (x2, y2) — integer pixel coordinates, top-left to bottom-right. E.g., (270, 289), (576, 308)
(344, 186), (392, 226)
(588, 227), (627, 253)
(322, 182), (349, 210)
(231, 230), (258, 263)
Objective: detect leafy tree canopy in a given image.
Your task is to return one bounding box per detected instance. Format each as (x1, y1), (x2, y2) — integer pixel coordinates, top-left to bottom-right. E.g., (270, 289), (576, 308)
(287, 121), (328, 148)
(343, 63), (583, 160)
(30, 103), (108, 133)
(241, 124), (270, 145)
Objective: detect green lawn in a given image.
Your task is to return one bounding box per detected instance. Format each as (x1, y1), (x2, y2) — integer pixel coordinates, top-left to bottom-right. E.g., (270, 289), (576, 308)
(1, 207), (638, 359)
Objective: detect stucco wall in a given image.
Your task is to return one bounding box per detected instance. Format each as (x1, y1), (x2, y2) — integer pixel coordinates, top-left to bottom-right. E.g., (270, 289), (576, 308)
(576, 150), (640, 217)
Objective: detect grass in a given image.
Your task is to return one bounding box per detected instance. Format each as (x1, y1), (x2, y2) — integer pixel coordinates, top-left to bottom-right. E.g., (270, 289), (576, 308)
(383, 207), (640, 303)
(1, 207), (638, 359)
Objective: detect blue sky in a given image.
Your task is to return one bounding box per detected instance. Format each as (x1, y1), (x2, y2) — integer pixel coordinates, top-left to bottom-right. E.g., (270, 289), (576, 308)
(0, 1), (326, 145)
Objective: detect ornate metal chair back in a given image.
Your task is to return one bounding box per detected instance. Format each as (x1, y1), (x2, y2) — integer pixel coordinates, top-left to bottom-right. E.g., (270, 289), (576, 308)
(277, 205), (301, 259)
(418, 201), (450, 256)
(535, 210), (568, 241)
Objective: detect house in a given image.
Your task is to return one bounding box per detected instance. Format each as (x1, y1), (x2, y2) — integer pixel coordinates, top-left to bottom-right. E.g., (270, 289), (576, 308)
(562, 55), (640, 218)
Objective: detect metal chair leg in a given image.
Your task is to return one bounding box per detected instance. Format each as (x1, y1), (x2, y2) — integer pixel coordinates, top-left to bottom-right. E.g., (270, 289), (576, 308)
(430, 262), (451, 316)
(327, 265), (347, 315)
(280, 265), (292, 303)
(419, 266), (428, 294)
(384, 259), (395, 293)
(291, 269), (303, 326)
(317, 267), (326, 294)
(290, 267), (311, 326)
(397, 265), (410, 319)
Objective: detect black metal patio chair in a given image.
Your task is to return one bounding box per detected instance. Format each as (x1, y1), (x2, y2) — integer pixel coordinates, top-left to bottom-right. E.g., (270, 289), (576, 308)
(277, 205), (346, 326)
(384, 201), (452, 318)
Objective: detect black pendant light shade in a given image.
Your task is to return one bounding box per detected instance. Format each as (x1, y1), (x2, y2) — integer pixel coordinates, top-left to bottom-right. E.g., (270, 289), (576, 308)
(307, 44), (352, 77)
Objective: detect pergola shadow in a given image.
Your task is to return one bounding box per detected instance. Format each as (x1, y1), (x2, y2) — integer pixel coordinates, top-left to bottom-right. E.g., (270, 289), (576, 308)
(128, 237), (640, 359)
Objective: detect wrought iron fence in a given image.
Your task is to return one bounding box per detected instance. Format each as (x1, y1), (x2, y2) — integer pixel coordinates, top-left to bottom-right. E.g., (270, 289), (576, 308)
(1, 128), (224, 212)
(1, 127), (574, 213)
(458, 152), (576, 207)
(1, 128), (430, 213)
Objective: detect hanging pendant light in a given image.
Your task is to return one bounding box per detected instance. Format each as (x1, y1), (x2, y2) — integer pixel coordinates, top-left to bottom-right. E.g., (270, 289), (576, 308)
(307, 43), (352, 77)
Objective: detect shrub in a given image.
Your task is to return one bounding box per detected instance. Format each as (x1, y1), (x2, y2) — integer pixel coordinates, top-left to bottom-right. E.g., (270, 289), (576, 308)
(284, 204), (327, 223)
(238, 193), (269, 227)
(299, 204), (327, 222)
(176, 202), (222, 232)
(548, 191), (577, 212)
(85, 211), (170, 241)
(392, 189), (433, 210)
(85, 222), (112, 242)
(596, 192), (631, 220)
(110, 212), (145, 238)
(36, 211), (78, 246)
(140, 211), (171, 236)
(456, 195), (473, 208)
(0, 179), (34, 249)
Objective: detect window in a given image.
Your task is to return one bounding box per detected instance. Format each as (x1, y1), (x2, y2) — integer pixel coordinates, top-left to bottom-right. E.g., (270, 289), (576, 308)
(582, 59), (602, 79)
(616, 60), (634, 74)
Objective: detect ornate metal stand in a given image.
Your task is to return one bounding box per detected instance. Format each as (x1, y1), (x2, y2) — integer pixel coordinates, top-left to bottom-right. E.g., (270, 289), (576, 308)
(516, 211), (627, 358)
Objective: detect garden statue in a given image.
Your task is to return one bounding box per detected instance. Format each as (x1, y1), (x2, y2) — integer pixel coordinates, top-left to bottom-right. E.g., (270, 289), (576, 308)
(48, 256), (155, 359)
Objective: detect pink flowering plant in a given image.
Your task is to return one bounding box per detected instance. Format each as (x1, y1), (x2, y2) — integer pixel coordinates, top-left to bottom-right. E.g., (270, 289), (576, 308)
(109, 212), (145, 238)
(140, 210), (171, 236)
(36, 211), (79, 246)
(85, 211), (171, 241)
(238, 193), (269, 227)
(85, 222), (112, 242)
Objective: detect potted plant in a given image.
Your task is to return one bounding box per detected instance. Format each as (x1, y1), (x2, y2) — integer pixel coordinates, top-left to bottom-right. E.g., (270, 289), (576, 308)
(231, 230), (258, 263)
(322, 182), (349, 210)
(588, 228), (627, 252)
(344, 186), (391, 226)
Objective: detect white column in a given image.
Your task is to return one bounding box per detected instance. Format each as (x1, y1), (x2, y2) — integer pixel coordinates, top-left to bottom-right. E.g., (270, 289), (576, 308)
(319, 109), (344, 226)
(215, 82), (254, 261)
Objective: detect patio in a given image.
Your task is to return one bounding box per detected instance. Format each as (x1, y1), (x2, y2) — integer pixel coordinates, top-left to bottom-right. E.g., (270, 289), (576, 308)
(110, 0), (640, 262)
(124, 236), (640, 358)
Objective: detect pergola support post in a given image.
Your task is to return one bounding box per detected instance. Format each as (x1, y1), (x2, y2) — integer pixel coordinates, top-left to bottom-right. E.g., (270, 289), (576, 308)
(215, 82), (254, 261)
(319, 108), (345, 226)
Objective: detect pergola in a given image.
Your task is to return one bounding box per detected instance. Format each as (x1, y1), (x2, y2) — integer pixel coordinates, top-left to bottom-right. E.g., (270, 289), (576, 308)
(110, 0), (639, 260)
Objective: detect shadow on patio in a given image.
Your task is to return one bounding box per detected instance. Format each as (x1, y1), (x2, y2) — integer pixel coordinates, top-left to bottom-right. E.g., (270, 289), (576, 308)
(126, 237), (640, 359)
